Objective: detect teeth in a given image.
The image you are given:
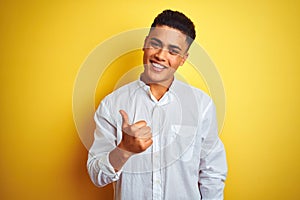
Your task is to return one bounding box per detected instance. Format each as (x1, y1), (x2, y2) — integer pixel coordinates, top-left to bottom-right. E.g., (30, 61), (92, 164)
(152, 62), (165, 69)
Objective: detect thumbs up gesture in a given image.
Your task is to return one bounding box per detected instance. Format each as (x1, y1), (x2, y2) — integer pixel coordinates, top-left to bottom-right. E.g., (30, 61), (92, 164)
(118, 110), (153, 154)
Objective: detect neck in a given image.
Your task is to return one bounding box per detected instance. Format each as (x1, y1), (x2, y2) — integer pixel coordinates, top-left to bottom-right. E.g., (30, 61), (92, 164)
(140, 74), (174, 101)
(149, 83), (169, 101)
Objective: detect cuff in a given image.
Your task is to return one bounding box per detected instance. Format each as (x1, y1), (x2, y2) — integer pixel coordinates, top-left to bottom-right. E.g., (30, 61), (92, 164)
(98, 153), (122, 179)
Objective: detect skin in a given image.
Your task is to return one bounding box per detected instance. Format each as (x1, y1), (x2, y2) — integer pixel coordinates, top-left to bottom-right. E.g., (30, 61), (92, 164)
(141, 25), (189, 92)
(109, 25), (190, 171)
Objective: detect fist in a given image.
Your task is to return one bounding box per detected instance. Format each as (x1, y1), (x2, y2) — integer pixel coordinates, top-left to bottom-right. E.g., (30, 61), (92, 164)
(118, 110), (153, 153)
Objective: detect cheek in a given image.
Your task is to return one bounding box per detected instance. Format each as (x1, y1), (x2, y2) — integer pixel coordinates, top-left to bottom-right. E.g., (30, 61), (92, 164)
(143, 50), (153, 62)
(169, 58), (183, 69)
(143, 51), (150, 63)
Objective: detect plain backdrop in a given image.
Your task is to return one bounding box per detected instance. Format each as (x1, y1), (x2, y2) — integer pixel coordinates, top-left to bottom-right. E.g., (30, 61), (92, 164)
(0, 0), (299, 199)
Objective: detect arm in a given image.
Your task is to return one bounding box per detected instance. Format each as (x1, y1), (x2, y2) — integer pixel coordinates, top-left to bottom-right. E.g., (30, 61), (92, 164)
(87, 100), (121, 187)
(199, 100), (228, 199)
(87, 101), (152, 187)
(110, 110), (152, 171)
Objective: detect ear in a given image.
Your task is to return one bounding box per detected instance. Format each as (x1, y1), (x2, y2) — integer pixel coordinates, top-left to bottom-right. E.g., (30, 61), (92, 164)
(142, 36), (149, 51)
(179, 53), (189, 66)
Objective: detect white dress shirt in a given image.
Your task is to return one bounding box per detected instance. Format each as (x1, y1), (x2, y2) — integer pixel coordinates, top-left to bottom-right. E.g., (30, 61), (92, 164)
(87, 78), (227, 200)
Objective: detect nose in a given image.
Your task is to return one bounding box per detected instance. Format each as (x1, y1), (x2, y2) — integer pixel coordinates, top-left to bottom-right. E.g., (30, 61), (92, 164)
(154, 48), (167, 61)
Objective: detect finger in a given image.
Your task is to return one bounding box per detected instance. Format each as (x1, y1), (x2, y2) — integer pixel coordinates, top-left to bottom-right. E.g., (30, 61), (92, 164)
(143, 138), (153, 147)
(119, 110), (129, 128)
(133, 120), (147, 129)
(141, 132), (152, 140)
(136, 126), (151, 137)
(135, 128), (152, 140)
(138, 134), (152, 140)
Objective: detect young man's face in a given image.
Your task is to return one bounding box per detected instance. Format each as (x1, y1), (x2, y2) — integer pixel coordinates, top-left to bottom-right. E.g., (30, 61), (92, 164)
(142, 25), (189, 87)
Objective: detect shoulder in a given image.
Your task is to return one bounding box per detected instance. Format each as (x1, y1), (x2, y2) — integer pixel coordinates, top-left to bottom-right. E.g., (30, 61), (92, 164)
(99, 80), (141, 109)
(104, 80), (139, 98)
(173, 79), (212, 104)
(95, 80), (140, 118)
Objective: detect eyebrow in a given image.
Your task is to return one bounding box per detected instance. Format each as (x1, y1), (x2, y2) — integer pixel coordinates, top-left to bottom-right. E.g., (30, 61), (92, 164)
(150, 37), (182, 51)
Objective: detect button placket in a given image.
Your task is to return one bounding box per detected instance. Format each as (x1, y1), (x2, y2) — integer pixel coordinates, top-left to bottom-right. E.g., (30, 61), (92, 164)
(152, 105), (164, 200)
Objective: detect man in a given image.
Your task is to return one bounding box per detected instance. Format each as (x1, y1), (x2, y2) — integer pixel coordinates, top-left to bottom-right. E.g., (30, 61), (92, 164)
(87, 10), (227, 200)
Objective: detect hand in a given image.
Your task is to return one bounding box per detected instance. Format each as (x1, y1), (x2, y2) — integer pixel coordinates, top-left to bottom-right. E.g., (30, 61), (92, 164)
(118, 110), (153, 154)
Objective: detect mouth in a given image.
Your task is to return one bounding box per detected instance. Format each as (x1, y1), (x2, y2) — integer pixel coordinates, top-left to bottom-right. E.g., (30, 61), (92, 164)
(150, 61), (167, 72)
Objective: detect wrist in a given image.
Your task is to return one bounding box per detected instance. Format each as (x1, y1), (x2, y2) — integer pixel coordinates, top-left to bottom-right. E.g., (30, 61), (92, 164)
(117, 143), (134, 158)
(109, 145), (133, 172)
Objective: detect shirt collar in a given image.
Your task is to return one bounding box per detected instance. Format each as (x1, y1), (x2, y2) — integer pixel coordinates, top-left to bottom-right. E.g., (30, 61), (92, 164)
(137, 76), (177, 105)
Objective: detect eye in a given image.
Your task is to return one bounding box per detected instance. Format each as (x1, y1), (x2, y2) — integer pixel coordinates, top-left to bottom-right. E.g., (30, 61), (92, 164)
(169, 48), (180, 55)
(150, 41), (161, 49)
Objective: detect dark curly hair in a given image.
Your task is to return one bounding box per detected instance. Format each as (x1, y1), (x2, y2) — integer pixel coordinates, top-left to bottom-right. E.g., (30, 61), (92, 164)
(151, 9), (196, 47)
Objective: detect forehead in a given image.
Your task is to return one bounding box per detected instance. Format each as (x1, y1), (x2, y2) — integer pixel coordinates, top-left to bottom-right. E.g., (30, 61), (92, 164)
(148, 25), (188, 48)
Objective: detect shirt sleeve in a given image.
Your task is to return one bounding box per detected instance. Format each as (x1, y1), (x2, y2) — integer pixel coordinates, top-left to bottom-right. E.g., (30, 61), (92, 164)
(87, 99), (122, 187)
(199, 100), (228, 200)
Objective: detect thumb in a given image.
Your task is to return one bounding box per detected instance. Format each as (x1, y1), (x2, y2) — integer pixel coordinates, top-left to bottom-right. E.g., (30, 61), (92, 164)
(119, 110), (129, 128)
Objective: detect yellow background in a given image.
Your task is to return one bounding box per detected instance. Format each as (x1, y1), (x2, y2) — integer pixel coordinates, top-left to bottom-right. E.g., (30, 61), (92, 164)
(1, 0), (299, 199)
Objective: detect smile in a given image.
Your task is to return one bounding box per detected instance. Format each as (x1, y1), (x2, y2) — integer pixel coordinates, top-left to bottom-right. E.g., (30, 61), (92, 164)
(151, 62), (167, 72)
